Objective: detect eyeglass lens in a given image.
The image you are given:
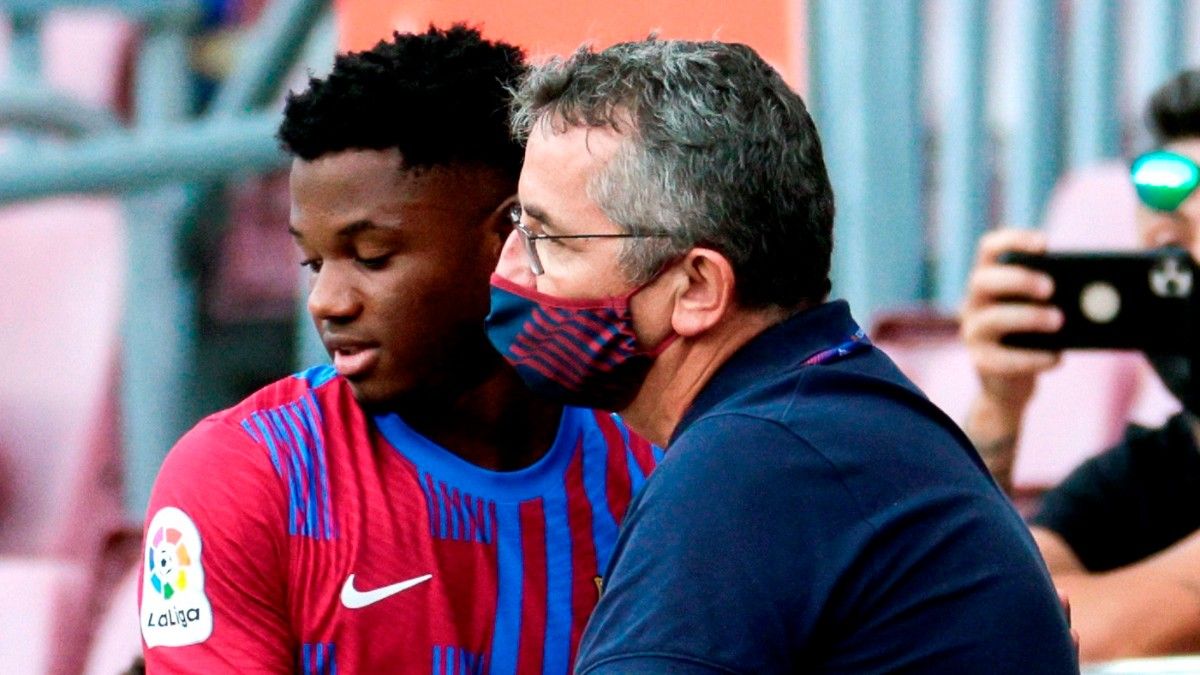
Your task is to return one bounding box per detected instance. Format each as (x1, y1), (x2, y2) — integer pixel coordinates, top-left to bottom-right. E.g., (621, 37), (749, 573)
(1132, 150), (1200, 212)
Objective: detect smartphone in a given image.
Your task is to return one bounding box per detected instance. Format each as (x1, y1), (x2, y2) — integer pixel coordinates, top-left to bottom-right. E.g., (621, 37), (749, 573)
(996, 247), (1196, 354)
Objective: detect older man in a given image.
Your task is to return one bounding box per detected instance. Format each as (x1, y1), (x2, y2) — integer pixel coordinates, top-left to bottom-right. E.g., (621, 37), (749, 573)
(486, 38), (1077, 673)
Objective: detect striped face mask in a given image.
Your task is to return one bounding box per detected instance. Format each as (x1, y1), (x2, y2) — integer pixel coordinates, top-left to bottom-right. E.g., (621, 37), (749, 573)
(484, 273), (676, 411)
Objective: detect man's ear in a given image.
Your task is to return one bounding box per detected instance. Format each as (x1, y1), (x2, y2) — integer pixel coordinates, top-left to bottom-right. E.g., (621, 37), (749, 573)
(670, 248), (736, 338)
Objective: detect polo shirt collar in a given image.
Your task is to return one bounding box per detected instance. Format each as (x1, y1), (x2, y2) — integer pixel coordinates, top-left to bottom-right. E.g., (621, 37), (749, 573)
(672, 299), (863, 443)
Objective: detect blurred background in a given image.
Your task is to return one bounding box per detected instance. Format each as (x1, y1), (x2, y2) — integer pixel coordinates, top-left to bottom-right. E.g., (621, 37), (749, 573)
(0, 0), (1196, 671)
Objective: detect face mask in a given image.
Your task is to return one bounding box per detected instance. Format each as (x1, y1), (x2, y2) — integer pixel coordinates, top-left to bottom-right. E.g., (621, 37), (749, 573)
(485, 273), (675, 411)
(1148, 353), (1200, 414)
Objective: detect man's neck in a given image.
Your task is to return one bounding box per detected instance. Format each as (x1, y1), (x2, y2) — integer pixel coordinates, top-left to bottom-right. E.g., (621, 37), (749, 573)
(383, 346), (562, 472)
(622, 307), (787, 446)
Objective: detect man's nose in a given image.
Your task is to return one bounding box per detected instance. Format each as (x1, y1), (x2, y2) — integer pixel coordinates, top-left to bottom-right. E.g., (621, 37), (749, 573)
(307, 265), (362, 324)
(494, 229), (538, 289)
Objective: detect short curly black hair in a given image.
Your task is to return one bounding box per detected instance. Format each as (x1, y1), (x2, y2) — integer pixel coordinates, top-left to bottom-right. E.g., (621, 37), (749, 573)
(1148, 69), (1200, 145)
(278, 24), (526, 179)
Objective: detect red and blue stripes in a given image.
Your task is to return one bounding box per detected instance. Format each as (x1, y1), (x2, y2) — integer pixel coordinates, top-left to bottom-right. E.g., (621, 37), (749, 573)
(488, 415), (652, 674)
(377, 406), (658, 674)
(433, 646), (486, 675)
(491, 501), (523, 674)
(418, 474), (497, 544)
(299, 642), (336, 675)
(241, 390), (336, 540)
(507, 304), (639, 393)
(487, 279), (655, 410)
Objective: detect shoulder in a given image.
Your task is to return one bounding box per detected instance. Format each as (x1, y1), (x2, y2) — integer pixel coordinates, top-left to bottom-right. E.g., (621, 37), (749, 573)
(588, 417), (1073, 671)
(149, 416), (287, 543)
(635, 414), (842, 536)
(194, 364), (360, 471)
(1058, 413), (1199, 487)
(643, 412), (895, 538)
(1117, 413), (1199, 461)
(666, 413), (811, 482)
(704, 354), (995, 509)
(662, 407), (1036, 578)
(164, 369), (333, 475)
(229, 364), (348, 421)
(697, 344), (967, 457)
(149, 368), (349, 527)
(158, 415), (274, 490)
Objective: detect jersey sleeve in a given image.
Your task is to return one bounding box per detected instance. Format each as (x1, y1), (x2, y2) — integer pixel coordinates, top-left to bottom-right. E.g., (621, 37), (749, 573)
(140, 416), (293, 673)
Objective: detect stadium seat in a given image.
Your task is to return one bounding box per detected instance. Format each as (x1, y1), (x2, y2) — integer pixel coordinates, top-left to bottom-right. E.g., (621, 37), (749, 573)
(0, 195), (131, 674)
(0, 189), (134, 675)
(0, 557), (86, 674)
(0, 197), (127, 555)
(0, 10), (139, 671)
(42, 9), (135, 112)
(83, 558), (142, 675)
(1042, 161), (1139, 251)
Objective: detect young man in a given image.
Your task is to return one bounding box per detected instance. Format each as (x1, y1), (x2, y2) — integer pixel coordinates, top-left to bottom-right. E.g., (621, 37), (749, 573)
(961, 69), (1200, 660)
(139, 26), (657, 673)
(487, 38), (1077, 672)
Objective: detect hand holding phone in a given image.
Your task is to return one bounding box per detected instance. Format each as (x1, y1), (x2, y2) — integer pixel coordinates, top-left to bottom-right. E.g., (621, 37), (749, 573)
(996, 247), (1196, 354)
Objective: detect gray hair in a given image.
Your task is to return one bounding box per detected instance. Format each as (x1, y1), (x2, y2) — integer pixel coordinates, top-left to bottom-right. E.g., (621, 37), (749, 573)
(510, 38), (835, 310)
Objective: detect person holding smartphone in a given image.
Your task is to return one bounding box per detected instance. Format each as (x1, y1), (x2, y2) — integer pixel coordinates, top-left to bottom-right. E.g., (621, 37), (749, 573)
(961, 69), (1200, 661)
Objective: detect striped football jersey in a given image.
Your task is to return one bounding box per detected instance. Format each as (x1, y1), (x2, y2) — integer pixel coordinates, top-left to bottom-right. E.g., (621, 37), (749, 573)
(140, 364), (660, 674)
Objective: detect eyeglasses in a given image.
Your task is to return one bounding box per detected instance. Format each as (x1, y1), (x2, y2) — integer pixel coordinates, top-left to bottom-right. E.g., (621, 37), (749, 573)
(508, 204), (670, 275)
(1131, 150), (1200, 212)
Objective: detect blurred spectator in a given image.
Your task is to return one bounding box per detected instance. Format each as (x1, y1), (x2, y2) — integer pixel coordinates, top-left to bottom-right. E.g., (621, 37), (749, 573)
(960, 69), (1200, 660)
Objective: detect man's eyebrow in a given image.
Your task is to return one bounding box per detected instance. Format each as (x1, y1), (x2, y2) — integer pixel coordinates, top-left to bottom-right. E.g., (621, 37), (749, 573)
(522, 204), (560, 234)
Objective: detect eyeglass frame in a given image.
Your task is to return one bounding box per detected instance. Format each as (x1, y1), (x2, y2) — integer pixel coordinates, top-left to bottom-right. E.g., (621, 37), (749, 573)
(508, 204), (670, 276)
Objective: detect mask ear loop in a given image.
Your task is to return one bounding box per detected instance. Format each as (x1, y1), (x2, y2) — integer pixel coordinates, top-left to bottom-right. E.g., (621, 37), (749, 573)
(644, 331), (679, 357)
(626, 251), (695, 357)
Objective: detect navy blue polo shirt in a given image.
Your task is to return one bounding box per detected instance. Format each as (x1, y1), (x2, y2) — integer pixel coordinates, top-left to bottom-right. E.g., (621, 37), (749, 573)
(575, 300), (1077, 674)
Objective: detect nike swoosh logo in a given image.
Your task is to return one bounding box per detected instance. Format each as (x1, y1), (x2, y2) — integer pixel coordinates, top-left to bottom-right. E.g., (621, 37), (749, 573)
(340, 573), (433, 609)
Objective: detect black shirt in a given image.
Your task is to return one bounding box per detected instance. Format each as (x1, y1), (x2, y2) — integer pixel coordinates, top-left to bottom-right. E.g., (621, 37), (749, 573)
(1033, 412), (1200, 572)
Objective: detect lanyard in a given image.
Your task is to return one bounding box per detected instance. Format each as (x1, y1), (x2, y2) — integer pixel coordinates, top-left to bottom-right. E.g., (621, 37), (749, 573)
(801, 328), (870, 366)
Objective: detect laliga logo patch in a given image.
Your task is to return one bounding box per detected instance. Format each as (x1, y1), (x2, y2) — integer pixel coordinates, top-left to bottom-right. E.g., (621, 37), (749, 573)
(140, 507), (213, 647)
